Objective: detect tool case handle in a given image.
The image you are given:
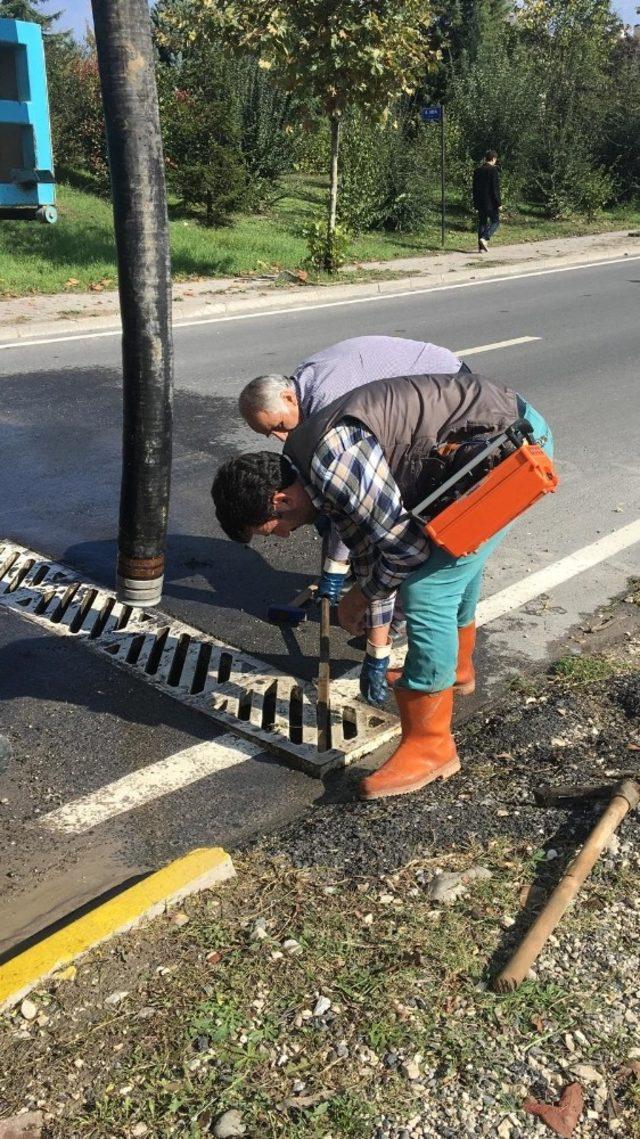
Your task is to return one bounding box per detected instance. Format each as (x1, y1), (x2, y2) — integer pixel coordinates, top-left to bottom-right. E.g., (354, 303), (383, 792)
(411, 418), (534, 522)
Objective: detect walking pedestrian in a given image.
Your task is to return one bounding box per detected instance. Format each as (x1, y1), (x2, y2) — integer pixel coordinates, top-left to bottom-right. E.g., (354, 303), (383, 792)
(473, 150), (502, 253)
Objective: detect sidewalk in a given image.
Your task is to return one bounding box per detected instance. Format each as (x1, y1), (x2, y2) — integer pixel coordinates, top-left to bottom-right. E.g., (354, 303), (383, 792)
(1, 229), (638, 345)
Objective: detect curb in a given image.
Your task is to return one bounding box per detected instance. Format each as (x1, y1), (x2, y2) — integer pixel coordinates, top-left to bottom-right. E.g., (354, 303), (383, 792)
(0, 846), (235, 1011)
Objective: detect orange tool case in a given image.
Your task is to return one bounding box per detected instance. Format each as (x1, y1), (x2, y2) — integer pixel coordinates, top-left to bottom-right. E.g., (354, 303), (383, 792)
(412, 419), (558, 558)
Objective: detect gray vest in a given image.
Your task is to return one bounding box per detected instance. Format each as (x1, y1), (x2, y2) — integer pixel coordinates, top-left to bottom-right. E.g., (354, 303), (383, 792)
(284, 372), (519, 510)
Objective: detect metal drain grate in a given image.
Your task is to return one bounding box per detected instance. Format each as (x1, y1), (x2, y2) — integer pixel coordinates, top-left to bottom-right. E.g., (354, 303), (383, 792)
(0, 541), (400, 775)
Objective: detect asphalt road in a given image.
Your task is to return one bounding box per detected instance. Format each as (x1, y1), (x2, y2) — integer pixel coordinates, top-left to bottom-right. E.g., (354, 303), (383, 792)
(1, 256), (639, 948)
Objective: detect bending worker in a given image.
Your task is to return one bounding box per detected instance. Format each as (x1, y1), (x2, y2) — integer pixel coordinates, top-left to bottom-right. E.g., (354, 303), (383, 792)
(239, 335), (468, 645)
(212, 371), (553, 802)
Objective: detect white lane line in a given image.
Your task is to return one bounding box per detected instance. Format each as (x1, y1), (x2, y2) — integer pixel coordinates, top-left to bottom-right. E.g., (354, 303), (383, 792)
(1, 254), (638, 350)
(476, 519), (640, 627)
(42, 735), (263, 835)
(454, 335), (540, 356)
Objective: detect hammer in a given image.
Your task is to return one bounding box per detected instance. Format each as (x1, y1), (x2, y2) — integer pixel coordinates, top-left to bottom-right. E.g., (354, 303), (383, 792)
(493, 777), (640, 992)
(267, 583), (318, 627)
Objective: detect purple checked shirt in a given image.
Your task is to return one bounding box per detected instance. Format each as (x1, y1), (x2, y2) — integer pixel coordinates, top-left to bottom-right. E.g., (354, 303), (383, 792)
(291, 336), (463, 562)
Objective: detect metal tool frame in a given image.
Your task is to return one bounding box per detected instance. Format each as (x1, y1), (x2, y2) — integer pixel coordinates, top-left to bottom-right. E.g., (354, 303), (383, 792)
(411, 418), (534, 524)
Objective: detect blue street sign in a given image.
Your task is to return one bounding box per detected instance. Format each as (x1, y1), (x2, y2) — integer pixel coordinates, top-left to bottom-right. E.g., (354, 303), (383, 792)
(421, 105), (442, 123)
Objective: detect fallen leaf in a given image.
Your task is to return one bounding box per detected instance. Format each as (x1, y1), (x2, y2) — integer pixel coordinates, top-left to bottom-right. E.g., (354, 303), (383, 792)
(627, 742), (640, 751)
(205, 950), (222, 965)
(530, 1014), (545, 1032)
(89, 283), (104, 292)
(64, 277), (80, 288)
(523, 1082), (584, 1137)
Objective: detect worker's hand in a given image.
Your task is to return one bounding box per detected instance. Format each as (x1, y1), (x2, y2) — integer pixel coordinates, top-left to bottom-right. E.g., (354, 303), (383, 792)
(337, 585), (368, 636)
(317, 560), (349, 606)
(359, 642), (391, 707)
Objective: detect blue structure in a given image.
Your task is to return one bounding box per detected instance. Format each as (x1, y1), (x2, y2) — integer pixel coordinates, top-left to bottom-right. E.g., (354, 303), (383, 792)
(0, 18), (56, 223)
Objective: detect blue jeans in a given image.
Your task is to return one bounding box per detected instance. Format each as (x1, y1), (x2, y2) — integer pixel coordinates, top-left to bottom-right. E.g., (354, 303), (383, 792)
(478, 211), (500, 241)
(398, 402), (553, 692)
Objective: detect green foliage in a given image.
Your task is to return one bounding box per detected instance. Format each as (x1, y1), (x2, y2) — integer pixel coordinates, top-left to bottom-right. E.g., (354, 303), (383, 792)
(45, 39), (110, 194)
(236, 56), (295, 208)
(157, 44), (247, 226)
(303, 217), (351, 272)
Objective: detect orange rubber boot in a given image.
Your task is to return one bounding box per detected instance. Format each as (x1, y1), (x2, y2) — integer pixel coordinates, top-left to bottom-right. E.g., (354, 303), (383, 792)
(359, 687), (460, 800)
(454, 621), (476, 695)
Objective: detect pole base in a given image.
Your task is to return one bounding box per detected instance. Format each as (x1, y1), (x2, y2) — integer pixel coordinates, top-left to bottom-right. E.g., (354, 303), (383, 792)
(117, 573), (164, 607)
(116, 553), (165, 607)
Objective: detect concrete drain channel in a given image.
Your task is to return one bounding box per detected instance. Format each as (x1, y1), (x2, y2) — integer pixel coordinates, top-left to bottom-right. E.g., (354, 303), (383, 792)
(0, 541), (400, 775)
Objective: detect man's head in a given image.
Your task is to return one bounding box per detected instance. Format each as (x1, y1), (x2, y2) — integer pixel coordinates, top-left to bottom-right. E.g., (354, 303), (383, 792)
(211, 451), (317, 543)
(484, 149), (498, 165)
(238, 375), (301, 440)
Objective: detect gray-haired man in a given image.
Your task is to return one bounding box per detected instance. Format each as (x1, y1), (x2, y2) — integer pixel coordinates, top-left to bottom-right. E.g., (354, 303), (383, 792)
(239, 336), (468, 696)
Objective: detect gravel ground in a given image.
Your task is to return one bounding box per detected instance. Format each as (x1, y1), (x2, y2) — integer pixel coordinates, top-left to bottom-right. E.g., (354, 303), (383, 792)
(1, 635), (639, 1138)
(257, 668), (640, 877)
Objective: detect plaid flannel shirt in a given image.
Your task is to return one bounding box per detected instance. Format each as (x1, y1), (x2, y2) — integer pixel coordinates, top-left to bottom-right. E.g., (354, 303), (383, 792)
(301, 422), (431, 628)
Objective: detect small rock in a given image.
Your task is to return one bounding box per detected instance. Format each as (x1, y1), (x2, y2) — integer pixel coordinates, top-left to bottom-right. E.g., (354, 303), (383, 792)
(0, 1111), (44, 1138)
(251, 917), (267, 940)
(402, 1060), (421, 1081)
(131, 1125), (148, 1138)
(104, 990), (129, 1006)
(313, 996), (331, 1017)
(170, 911), (190, 928)
(283, 938), (301, 955)
(426, 864), (492, 904)
(53, 965), (76, 982)
(501, 916), (516, 929)
(19, 999), (37, 1022)
(497, 1121), (512, 1139)
(212, 1109), (246, 1138)
(546, 849), (559, 861)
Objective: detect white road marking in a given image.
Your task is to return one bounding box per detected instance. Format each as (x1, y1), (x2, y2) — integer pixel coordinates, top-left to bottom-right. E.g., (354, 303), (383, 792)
(476, 518), (640, 627)
(454, 335), (540, 356)
(1, 254), (638, 350)
(34, 519), (640, 835)
(42, 735), (263, 834)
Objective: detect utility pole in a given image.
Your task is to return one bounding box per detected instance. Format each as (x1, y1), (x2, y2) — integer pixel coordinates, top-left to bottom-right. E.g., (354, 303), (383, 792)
(91, 0), (173, 608)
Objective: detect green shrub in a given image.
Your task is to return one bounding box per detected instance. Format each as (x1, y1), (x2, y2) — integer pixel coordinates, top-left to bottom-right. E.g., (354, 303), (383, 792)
(303, 218), (351, 272)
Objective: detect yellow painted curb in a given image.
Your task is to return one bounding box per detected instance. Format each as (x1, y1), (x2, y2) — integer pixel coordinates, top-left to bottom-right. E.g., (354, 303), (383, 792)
(0, 846), (235, 1011)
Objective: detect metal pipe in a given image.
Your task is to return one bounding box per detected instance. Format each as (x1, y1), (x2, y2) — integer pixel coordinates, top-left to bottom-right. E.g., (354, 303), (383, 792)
(91, 0), (173, 607)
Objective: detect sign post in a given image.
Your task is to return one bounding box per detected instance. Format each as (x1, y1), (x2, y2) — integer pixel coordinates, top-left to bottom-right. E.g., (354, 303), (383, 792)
(420, 104), (445, 248)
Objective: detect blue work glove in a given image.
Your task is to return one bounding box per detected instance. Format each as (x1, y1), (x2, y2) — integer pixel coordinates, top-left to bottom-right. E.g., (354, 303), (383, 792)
(359, 642), (391, 707)
(316, 560), (349, 606)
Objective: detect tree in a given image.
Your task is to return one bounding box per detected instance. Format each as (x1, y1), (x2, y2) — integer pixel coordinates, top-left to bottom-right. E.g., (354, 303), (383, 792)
(0, 0), (62, 34)
(157, 42), (248, 225)
(156, 0), (437, 268)
(515, 0), (620, 215)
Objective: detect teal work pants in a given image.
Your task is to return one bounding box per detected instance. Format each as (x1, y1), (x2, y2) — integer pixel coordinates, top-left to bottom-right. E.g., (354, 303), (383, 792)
(398, 402), (553, 692)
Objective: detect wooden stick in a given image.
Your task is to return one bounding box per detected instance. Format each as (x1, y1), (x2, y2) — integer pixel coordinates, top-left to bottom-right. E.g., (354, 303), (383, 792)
(317, 597), (331, 752)
(493, 778), (640, 992)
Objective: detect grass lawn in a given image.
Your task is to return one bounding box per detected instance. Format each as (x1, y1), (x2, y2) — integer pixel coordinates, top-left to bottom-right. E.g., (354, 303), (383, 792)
(0, 176), (639, 297)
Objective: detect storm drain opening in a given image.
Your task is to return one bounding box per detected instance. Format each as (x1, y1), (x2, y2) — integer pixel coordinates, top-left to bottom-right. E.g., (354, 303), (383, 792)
(0, 541), (401, 775)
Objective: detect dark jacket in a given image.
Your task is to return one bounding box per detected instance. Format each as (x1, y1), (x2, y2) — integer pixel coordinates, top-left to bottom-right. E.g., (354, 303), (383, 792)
(284, 373), (518, 510)
(472, 162), (501, 213)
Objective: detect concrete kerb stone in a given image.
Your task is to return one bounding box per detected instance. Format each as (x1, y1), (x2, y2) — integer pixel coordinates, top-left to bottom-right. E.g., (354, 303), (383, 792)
(0, 846), (235, 1012)
(0, 230), (638, 347)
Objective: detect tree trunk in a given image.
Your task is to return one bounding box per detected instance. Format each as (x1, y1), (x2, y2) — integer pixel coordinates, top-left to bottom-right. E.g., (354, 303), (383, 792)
(326, 114), (341, 271)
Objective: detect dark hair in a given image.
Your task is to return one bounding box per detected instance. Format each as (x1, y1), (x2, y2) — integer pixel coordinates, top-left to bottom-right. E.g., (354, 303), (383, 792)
(484, 149), (498, 162)
(211, 451), (296, 543)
